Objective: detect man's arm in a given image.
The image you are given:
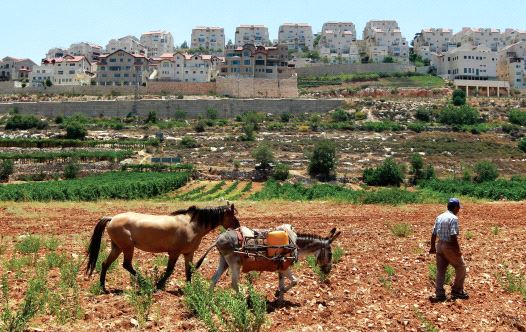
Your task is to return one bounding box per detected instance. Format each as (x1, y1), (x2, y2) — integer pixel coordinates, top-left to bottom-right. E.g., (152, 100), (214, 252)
(429, 233), (437, 254)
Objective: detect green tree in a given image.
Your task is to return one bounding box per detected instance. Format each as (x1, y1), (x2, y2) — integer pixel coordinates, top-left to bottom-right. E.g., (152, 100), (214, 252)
(519, 138), (526, 153)
(439, 104), (480, 126)
(383, 56), (394, 63)
(452, 89), (466, 106)
(65, 122), (87, 140)
(331, 108), (349, 122)
(308, 139), (337, 181)
(45, 78), (53, 87)
(252, 143), (274, 170)
(509, 109), (526, 126)
(272, 163), (290, 181)
(363, 158), (405, 187)
(473, 161), (499, 183)
(180, 41), (188, 49)
(0, 160), (14, 182)
(206, 108), (218, 120)
(145, 111), (157, 124)
(63, 160), (80, 179)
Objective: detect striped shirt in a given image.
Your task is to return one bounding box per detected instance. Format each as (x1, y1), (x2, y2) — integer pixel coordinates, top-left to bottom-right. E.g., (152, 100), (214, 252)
(432, 211), (459, 242)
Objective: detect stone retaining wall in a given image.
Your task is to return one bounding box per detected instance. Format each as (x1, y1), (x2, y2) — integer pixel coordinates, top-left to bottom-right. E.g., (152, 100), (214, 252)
(296, 63), (416, 77)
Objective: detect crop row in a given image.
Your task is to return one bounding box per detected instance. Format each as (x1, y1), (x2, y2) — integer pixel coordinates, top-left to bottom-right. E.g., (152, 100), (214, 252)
(0, 150), (134, 163)
(418, 178), (526, 201)
(175, 181), (253, 201)
(0, 138), (160, 149)
(0, 171), (190, 201)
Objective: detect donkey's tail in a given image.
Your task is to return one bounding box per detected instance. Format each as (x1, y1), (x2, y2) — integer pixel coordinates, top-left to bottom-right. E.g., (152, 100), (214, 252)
(85, 216), (112, 276)
(194, 242), (217, 270)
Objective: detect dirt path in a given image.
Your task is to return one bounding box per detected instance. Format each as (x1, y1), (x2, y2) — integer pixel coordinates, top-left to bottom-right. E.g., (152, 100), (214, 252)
(0, 201), (525, 331)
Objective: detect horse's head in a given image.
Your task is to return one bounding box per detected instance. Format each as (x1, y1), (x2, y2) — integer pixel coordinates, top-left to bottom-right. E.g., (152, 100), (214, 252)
(221, 203), (240, 229)
(314, 228), (342, 275)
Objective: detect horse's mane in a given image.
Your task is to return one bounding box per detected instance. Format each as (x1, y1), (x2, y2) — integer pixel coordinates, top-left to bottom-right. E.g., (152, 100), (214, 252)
(171, 205), (231, 229)
(296, 232), (328, 248)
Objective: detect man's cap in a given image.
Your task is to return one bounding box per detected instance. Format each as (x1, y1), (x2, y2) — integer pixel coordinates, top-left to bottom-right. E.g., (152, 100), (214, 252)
(448, 198), (461, 208)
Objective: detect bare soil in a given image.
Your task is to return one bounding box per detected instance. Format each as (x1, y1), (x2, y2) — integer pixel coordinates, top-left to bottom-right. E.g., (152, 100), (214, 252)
(1, 200), (526, 331)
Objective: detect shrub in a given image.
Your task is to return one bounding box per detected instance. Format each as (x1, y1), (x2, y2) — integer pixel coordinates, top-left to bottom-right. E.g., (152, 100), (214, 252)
(65, 122), (87, 140)
(5, 115), (47, 130)
(415, 106), (433, 122)
(354, 111), (367, 121)
(241, 111), (264, 131)
(439, 104), (480, 126)
(252, 143), (274, 170)
(363, 158), (405, 187)
(174, 109), (186, 120)
(308, 139), (337, 181)
(194, 120), (206, 133)
(452, 89), (466, 106)
(308, 114), (321, 131)
(519, 138), (526, 153)
(390, 223), (412, 237)
(272, 163), (290, 181)
(331, 108), (349, 122)
(280, 112), (291, 123)
(179, 136), (198, 148)
(144, 111), (157, 124)
(63, 160), (80, 179)
(509, 109), (526, 126)
(240, 123), (256, 141)
(0, 160), (14, 182)
(473, 161), (498, 183)
(54, 115), (64, 124)
(206, 108), (218, 120)
(408, 122), (426, 133)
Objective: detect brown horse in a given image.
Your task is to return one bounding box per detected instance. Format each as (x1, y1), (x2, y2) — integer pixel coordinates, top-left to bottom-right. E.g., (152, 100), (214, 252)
(85, 204), (240, 292)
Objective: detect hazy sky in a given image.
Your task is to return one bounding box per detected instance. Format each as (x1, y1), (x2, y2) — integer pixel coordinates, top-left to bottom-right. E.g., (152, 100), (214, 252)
(2, 0), (525, 62)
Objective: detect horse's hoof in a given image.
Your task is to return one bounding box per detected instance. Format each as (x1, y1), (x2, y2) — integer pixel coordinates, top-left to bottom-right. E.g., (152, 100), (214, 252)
(102, 288), (109, 294)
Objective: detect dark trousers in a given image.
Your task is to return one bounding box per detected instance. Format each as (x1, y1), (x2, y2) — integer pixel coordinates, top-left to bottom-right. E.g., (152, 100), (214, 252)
(435, 240), (466, 296)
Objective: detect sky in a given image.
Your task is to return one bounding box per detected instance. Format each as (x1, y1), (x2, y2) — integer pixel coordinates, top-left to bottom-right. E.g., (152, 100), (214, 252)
(2, 0), (526, 62)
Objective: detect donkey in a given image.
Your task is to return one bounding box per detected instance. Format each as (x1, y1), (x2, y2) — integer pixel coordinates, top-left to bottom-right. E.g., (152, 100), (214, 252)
(85, 204), (240, 293)
(195, 225), (341, 300)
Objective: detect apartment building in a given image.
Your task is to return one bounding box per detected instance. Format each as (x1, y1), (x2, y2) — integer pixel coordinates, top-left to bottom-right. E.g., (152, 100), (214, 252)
(68, 42), (103, 62)
(363, 20), (409, 63)
(502, 29), (526, 46)
(29, 55), (92, 86)
(191, 27), (225, 52)
(106, 36), (148, 56)
(235, 25), (270, 47)
(278, 23), (314, 51)
(318, 22), (359, 63)
(220, 44), (290, 78)
(412, 28), (455, 60)
(497, 41), (526, 89)
(452, 27), (504, 52)
(140, 30), (174, 58)
(152, 52), (220, 82)
(46, 47), (67, 59)
(0, 57), (36, 81)
(432, 44), (498, 80)
(96, 50), (150, 86)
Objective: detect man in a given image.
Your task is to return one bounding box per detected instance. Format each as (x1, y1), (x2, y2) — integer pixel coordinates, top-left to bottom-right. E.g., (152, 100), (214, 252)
(429, 198), (469, 302)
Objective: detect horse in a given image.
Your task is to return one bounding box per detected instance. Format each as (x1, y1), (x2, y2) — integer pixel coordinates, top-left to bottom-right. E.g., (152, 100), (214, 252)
(85, 204), (240, 293)
(195, 224), (341, 301)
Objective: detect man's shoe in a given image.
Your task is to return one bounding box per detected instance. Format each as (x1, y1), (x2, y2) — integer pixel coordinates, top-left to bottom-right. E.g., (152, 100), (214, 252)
(451, 291), (469, 300)
(429, 295), (447, 303)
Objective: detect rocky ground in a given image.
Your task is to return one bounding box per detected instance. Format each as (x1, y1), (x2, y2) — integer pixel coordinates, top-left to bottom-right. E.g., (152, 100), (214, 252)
(1, 200), (525, 331)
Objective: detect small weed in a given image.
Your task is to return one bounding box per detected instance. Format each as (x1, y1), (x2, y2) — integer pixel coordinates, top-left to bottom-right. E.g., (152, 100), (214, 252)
(384, 265), (395, 277)
(44, 236), (60, 251)
(390, 223), (412, 237)
(4, 256), (31, 278)
(126, 269), (159, 327)
(465, 230), (474, 240)
(153, 255), (169, 268)
(89, 281), (104, 296)
(428, 263), (455, 285)
(15, 235), (41, 255)
(414, 307), (439, 332)
(332, 246), (345, 263)
(48, 256), (84, 324)
(45, 252), (66, 269)
(491, 225), (500, 236)
(497, 270), (526, 300)
(306, 255), (328, 282)
(380, 265), (396, 289)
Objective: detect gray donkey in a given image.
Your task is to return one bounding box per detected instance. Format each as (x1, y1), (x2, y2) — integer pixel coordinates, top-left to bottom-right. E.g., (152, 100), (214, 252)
(195, 224), (341, 300)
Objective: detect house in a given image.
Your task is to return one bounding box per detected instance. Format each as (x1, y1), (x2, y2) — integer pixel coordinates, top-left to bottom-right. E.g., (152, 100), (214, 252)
(68, 42), (103, 62)
(497, 41), (526, 89)
(432, 44), (498, 80)
(318, 22), (360, 63)
(502, 29), (526, 46)
(29, 55), (92, 86)
(106, 36), (148, 56)
(0, 57), (36, 81)
(191, 27), (225, 52)
(363, 20), (409, 63)
(151, 52), (221, 82)
(220, 44), (291, 78)
(96, 50), (150, 86)
(278, 23), (314, 51)
(235, 25), (270, 47)
(412, 28), (455, 60)
(452, 27), (504, 52)
(46, 47), (67, 59)
(140, 30), (174, 58)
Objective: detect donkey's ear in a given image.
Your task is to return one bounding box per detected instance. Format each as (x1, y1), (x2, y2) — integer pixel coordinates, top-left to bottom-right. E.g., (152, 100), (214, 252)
(329, 228), (337, 236)
(230, 203), (235, 212)
(329, 231), (341, 243)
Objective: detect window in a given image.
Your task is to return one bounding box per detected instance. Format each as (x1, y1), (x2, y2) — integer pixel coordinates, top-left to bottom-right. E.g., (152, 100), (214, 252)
(114, 74), (121, 77)
(58, 71), (63, 75)
(244, 60), (251, 65)
(69, 70), (75, 74)
(110, 58), (116, 62)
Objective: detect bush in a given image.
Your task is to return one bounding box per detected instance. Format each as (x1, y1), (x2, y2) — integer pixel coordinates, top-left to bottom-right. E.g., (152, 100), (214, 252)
(308, 114), (321, 131)
(308, 139), (337, 181)
(54, 115), (64, 124)
(509, 109), (526, 126)
(439, 104), (480, 126)
(331, 108), (349, 122)
(63, 160), (80, 179)
(241, 111), (264, 131)
(240, 123), (255, 141)
(408, 122), (427, 133)
(206, 108), (218, 120)
(415, 107), (432, 122)
(272, 163), (290, 181)
(179, 136), (198, 148)
(390, 223), (412, 237)
(145, 111), (157, 124)
(0, 160), (14, 182)
(174, 109), (186, 120)
(280, 112), (291, 123)
(65, 122), (87, 140)
(194, 120), (206, 133)
(363, 158), (405, 187)
(473, 161), (498, 183)
(452, 89), (466, 106)
(252, 143), (274, 170)
(5, 115), (47, 130)
(519, 138), (526, 153)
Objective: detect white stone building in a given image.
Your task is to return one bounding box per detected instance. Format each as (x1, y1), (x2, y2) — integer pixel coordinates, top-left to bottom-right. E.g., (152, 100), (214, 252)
(96, 50), (150, 86)
(363, 20), (409, 63)
(46, 47), (67, 59)
(235, 25), (270, 47)
(0, 57), (36, 81)
(452, 28), (504, 52)
(151, 52), (220, 82)
(29, 55), (92, 86)
(497, 41), (526, 89)
(140, 30), (174, 58)
(68, 42), (103, 62)
(502, 29), (526, 46)
(412, 28), (455, 60)
(318, 22), (359, 63)
(278, 23), (314, 51)
(191, 27), (225, 52)
(432, 44), (498, 80)
(106, 36), (148, 56)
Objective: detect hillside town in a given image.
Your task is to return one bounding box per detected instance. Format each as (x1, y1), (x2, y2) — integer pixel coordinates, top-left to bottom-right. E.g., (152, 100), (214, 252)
(1, 21), (525, 97)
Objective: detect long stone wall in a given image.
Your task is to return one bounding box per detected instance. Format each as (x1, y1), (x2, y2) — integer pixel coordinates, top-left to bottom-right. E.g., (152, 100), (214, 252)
(0, 98), (343, 119)
(216, 76), (299, 98)
(296, 63), (416, 77)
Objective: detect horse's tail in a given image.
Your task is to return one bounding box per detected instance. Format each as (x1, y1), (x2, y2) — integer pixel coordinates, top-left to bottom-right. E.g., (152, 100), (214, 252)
(194, 242), (217, 270)
(85, 216), (112, 276)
